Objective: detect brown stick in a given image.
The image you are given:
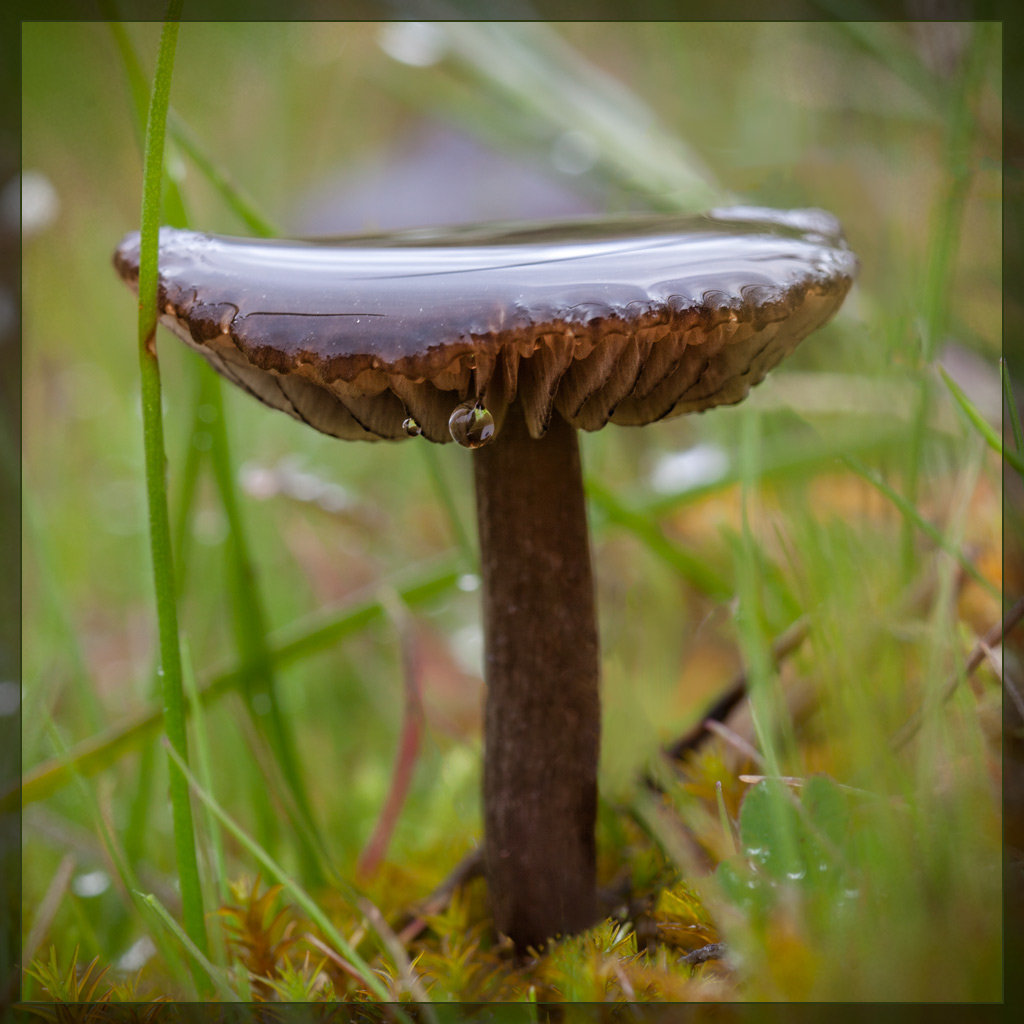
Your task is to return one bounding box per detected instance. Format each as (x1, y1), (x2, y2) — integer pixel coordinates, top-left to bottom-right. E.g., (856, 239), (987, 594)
(651, 616), (811, 782)
(473, 404), (600, 948)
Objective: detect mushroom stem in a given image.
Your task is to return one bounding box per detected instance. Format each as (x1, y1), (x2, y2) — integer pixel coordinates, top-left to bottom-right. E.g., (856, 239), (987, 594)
(473, 402), (600, 948)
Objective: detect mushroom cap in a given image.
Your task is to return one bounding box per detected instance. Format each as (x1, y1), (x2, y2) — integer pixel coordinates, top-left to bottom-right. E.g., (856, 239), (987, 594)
(113, 207), (857, 443)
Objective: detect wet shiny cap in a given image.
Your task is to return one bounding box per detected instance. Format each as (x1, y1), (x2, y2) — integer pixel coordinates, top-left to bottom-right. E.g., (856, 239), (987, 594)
(113, 207), (857, 445)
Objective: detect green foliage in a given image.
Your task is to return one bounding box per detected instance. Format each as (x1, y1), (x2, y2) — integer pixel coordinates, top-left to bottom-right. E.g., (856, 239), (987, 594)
(132, 11), (209, 979)
(715, 777), (855, 922)
(411, 889), (520, 1002)
(217, 877), (300, 996)
(261, 952), (336, 1002)
(24, 945), (163, 1008)
(20, 18), (1003, 1008)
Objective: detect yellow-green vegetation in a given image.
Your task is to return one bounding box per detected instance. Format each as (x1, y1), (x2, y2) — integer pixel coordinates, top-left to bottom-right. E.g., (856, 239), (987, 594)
(19, 20), (1006, 1009)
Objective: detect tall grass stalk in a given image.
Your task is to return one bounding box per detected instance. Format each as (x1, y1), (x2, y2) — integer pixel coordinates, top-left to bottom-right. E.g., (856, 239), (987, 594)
(133, 8), (209, 976)
(14, 558), (461, 810)
(37, 716), (194, 995)
(132, 892), (232, 999)
(201, 364), (333, 885)
(114, 20), (335, 887)
(439, 22), (729, 211)
(841, 454), (999, 597)
(161, 740), (408, 1009)
(732, 405), (802, 876)
(940, 364), (1024, 475)
(180, 637), (229, 906)
(902, 22), (994, 569)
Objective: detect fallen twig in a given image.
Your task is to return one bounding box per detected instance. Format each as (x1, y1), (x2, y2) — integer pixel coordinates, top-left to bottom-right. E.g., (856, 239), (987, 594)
(394, 847), (485, 944)
(647, 616), (810, 790)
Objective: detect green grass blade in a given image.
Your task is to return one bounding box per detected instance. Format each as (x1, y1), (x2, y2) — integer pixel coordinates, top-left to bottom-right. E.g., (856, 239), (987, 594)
(900, 22), (994, 572)
(939, 365), (1024, 476)
(586, 477), (731, 599)
(729, 407), (804, 884)
(132, 891), (236, 999)
(40, 716), (194, 993)
(15, 558), (461, 810)
(161, 740), (409, 1008)
(167, 112), (280, 237)
(109, 21), (275, 236)
(134, 6), (208, 971)
(113, 19), (314, 880)
(919, 24), (993, 363)
(108, 20), (190, 229)
(180, 636), (229, 905)
(842, 455), (999, 597)
(170, 363), (210, 593)
(201, 364), (333, 885)
(439, 22), (729, 212)
(732, 406), (790, 782)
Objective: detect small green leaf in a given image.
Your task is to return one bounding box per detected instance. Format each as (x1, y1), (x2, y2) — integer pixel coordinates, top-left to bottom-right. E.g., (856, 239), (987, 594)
(802, 775), (850, 851)
(738, 781), (804, 882)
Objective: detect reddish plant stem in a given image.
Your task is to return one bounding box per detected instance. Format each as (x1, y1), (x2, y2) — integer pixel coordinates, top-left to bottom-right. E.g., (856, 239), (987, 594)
(357, 627), (424, 880)
(473, 403), (600, 948)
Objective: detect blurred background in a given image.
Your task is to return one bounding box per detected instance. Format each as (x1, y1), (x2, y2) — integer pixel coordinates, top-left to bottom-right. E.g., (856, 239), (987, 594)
(18, 20), (1007, 1001)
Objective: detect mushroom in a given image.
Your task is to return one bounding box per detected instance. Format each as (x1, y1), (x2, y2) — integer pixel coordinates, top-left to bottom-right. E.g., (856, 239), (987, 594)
(113, 207), (857, 950)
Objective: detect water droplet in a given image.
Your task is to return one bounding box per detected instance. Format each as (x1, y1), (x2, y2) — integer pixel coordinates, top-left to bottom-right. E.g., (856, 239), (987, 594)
(72, 870), (111, 898)
(402, 416), (423, 437)
(448, 401), (495, 449)
(117, 936), (156, 973)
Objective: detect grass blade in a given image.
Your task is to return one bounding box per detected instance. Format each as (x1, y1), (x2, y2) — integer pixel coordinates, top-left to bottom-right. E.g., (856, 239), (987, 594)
(161, 740), (407, 1008)
(15, 559), (461, 810)
(939, 364), (1024, 476)
(439, 21), (729, 212)
(900, 22), (994, 571)
(842, 455), (999, 597)
(108, 20), (190, 229)
(134, 6), (208, 971)
(167, 111), (280, 237)
(109, 21), (275, 236)
(586, 477), (731, 599)
(39, 716), (194, 993)
(132, 891), (237, 1000)
(180, 637), (228, 906)
(201, 363), (333, 885)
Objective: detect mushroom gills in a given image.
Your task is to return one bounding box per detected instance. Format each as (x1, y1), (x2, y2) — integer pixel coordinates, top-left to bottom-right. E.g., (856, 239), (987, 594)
(115, 208), (857, 445)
